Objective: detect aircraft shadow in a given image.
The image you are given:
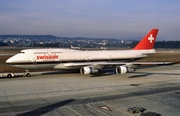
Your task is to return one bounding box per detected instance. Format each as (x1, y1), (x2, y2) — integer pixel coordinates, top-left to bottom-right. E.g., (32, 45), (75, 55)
(42, 69), (80, 75)
(129, 72), (180, 78)
(91, 72), (116, 77)
(15, 99), (75, 116)
(128, 74), (150, 78)
(91, 68), (116, 77)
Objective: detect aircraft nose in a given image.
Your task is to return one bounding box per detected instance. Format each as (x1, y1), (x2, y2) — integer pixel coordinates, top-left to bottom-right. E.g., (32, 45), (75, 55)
(6, 57), (12, 64)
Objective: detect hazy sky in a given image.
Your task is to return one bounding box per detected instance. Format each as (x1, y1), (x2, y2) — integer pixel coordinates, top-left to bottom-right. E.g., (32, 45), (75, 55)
(0, 0), (180, 40)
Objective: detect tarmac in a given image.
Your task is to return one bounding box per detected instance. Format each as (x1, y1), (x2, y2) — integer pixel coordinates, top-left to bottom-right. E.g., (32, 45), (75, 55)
(0, 64), (180, 116)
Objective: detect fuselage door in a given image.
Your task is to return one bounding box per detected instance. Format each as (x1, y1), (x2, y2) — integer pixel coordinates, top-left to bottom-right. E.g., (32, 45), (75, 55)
(32, 57), (36, 64)
(86, 56), (91, 62)
(108, 55), (112, 61)
(58, 57), (62, 63)
(47, 48), (52, 55)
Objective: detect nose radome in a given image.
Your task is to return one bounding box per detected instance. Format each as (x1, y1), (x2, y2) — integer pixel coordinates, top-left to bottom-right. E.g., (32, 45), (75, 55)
(6, 57), (12, 63)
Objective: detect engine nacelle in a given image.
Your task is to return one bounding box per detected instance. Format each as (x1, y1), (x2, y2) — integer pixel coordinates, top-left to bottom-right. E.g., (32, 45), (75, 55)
(116, 66), (135, 74)
(80, 66), (98, 75)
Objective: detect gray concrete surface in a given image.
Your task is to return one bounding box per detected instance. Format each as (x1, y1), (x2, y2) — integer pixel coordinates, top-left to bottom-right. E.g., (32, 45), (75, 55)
(0, 65), (180, 116)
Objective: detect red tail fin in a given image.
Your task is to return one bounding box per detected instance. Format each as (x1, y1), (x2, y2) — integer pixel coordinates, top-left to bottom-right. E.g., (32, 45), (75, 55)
(133, 29), (159, 50)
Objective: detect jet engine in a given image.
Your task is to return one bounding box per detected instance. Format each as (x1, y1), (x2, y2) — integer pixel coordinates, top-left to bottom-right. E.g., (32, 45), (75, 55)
(80, 66), (98, 75)
(116, 66), (135, 74)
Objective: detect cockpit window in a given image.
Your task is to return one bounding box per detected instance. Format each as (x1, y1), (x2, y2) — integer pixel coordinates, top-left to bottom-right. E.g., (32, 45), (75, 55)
(19, 51), (25, 53)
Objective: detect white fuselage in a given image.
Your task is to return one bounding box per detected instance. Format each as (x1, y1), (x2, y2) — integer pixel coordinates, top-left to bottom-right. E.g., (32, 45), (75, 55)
(6, 48), (155, 69)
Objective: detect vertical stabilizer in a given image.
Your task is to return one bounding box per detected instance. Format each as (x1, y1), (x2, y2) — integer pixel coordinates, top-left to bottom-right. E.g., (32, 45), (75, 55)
(133, 29), (159, 50)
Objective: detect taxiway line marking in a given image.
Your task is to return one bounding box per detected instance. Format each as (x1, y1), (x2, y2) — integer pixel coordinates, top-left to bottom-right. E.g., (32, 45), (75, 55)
(66, 106), (82, 116)
(86, 104), (109, 116)
(105, 102), (136, 116)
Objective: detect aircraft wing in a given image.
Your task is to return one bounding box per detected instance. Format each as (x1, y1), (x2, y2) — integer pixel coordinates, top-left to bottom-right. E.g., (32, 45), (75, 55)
(54, 61), (173, 69)
(64, 61), (172, 66)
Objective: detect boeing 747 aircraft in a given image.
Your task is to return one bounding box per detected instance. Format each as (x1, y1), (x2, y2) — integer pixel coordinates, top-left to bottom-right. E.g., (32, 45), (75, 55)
(6, 29), (169, 76)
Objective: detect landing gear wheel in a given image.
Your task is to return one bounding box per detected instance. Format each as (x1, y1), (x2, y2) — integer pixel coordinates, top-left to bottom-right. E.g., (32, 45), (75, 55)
(7, 74), (12, 78)
(26, 73), (31, 77)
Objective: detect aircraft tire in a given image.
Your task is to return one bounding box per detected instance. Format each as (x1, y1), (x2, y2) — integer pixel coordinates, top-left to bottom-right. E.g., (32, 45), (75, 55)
(26, 73), (31, 77)
(7, 74), (12, 78)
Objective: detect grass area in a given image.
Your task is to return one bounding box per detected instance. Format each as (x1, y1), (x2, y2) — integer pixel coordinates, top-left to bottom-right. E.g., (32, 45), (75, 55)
(0, 47), (23, 54)
(138, 53), (180, 62)
(0, 56), (24, 73)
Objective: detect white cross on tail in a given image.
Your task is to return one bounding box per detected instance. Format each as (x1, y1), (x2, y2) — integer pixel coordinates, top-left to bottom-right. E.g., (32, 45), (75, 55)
(148, 34), (154, 43)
